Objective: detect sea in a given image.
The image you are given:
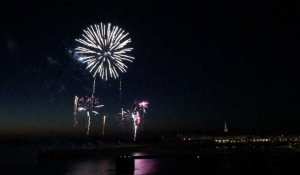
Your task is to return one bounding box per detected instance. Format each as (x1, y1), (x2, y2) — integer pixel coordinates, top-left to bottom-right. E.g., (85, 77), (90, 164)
(0, 141), (299, 175)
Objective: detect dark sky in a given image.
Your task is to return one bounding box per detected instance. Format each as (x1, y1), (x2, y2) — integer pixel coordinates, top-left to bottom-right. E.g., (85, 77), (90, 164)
(0, 0), (299, 136)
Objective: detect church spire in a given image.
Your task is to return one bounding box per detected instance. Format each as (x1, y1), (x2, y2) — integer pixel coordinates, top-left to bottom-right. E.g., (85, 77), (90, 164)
(224, 122), (228, 133)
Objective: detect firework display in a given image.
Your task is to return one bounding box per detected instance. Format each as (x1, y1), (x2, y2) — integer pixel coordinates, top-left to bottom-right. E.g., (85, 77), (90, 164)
(75, 23), (134, 80)
(72, 22), (150, 140)
(76, 96), (104, 136)
(74, 96), (149, 139)
(121, 100), (149, 141)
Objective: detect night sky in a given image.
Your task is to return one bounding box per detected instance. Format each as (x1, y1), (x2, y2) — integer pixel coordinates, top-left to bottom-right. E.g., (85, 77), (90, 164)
(0, 1), (299, 137)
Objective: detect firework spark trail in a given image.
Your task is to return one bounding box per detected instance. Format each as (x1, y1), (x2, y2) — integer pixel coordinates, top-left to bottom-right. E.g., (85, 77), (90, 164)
(119, 77), (122, 100)
(87, 111), (90, 136)
(102, 115), (106, 136)
(118, 108), (125, 121)
(132, 111), (140, 141)
(133, 101), (148, 140)
(92, 77), (96, 97)
(134, 125), (138, 141)
(121, 108), (125, 120)
(73, 96), (79, 127)
(75, 23), (134, 80)
(118, 108), (126, 130)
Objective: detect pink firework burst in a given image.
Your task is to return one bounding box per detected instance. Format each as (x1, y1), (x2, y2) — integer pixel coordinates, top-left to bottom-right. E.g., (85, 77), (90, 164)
(132, 111), (141, 126)
(138, 101), (149, 109)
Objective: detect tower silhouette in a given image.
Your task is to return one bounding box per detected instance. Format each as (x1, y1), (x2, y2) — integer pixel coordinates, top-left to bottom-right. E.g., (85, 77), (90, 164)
(224, 122), (228, 133)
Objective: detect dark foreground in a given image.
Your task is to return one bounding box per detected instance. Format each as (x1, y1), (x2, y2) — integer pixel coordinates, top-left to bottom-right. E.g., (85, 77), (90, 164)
(1, 141), (299, 175)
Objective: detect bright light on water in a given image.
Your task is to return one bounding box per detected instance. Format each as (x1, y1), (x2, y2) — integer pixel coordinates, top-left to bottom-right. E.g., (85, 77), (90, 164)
(134, 159), (160, 175)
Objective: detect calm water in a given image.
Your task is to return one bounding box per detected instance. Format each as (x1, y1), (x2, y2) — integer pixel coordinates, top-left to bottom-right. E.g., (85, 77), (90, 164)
(0, 143), (299, 175)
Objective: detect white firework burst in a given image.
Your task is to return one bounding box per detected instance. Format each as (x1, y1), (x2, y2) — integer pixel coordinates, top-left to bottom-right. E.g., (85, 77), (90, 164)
(75, 23), (134, 80)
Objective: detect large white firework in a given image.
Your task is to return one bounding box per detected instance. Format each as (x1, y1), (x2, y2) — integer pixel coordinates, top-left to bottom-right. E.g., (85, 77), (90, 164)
(75, 23), (134, 80)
